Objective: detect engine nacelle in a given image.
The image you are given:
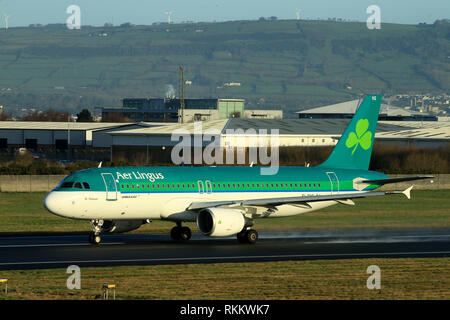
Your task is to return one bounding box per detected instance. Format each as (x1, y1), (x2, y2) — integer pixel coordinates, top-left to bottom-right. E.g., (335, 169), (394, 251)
(100, 220), (144, 234)
(196, 208), (246, 237)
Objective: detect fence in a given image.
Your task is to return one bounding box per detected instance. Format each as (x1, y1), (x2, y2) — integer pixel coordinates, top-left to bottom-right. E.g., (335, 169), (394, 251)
(0, 174), (448, 192)
(0, 175), (66, 192)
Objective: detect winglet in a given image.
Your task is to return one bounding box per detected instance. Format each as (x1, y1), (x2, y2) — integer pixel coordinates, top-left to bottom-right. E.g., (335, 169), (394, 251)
(403, 186), (413, 200)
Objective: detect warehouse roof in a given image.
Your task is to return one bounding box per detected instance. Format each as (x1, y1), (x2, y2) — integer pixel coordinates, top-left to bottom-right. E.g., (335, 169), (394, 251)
(0, 121), (130, 131)
(108, 119), (450, 140)
(224, 118), (407, 135)
(296, 99), (430, 117)
(109, 119), (229, 135)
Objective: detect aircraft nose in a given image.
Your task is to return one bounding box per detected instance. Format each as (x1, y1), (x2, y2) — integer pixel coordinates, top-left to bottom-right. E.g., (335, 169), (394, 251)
(44, 191), (62, 216)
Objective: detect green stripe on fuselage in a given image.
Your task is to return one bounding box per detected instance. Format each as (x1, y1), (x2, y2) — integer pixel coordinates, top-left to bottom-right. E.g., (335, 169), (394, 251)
(55, 166), (387, 193)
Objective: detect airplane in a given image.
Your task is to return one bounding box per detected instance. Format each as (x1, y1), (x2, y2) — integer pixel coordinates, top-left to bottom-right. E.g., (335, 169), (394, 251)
(44, 94), (432, 245)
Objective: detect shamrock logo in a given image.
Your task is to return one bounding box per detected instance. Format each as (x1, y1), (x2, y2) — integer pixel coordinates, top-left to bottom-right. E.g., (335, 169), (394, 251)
(345, 119), (372, 155)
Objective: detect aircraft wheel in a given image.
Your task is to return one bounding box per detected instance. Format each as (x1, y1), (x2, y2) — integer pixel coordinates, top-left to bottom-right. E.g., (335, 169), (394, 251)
(170, 226), (181, 241)
(245, 229), (258, 244)
(179, 227), (192, 241)
(89, 233), (101, 245)
(237, 231), (247, 244)
(171, 226), (191, 241)
(237, 229), (258, 244)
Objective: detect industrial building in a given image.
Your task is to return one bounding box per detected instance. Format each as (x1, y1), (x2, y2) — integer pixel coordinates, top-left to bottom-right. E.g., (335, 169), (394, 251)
(0, 121), (128, 161)
(103, 119), (449, 160)
(297, 99), (438, 121)
(0, 116), (448, 162)
(101, 98), (282, 123)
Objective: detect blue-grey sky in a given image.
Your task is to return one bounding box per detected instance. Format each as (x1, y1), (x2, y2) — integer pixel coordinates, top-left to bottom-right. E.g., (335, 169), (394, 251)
(0, 0), (448, 27)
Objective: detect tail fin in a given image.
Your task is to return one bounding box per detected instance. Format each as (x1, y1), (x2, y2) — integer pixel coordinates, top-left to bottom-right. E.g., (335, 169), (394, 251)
(318, 95), (382, 170)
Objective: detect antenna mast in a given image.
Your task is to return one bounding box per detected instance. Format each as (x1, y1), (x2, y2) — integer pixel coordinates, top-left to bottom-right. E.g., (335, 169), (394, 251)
(179, 66), (185, 124)
(165, 11), (172, 24)
(4, 14), (10, 31)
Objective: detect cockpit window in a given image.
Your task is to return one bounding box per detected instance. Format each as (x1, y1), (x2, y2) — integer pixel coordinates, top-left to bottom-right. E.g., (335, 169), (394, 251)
(60, 182), (74, 189)
(74, 182), (83, 189)
(82, 182), (90, 189)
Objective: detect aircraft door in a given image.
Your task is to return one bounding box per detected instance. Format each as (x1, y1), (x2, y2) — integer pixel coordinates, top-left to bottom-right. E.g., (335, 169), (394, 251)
(101, 173), (118, 201)
(326, 172), (340, 195)
(205, 180), (212, 194)
(197, 180), (204, 194)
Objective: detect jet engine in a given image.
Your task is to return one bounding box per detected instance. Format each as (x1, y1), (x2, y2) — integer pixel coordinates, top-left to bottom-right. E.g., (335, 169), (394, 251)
(99, 220), (144, 233)
(196, 208), (246, 237)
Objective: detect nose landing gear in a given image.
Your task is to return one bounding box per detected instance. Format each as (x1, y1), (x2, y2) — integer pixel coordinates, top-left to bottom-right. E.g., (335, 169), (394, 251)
(88, 219), (103, 245)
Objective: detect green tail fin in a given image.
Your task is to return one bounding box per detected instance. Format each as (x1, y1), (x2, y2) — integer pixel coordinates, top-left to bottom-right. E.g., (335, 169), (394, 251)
(318, 95), (382, 170)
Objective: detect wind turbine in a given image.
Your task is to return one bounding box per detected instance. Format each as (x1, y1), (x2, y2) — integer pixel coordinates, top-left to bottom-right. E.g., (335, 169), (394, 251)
(295, 8), (301, 20)
(165, 11), (172, 24)
(4, 14), (10, 31)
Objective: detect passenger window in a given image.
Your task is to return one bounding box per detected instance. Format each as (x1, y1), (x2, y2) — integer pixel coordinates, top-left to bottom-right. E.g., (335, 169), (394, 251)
(74, 182), (83, 189)
(82, 182), (90, 189)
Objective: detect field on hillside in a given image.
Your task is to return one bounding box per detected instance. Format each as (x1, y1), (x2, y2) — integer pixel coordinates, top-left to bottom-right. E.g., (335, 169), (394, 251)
(0, 19), (448, 115)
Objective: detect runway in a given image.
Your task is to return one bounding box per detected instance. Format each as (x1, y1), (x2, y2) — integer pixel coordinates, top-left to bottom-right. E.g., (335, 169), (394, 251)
(0, 229), (449, 270)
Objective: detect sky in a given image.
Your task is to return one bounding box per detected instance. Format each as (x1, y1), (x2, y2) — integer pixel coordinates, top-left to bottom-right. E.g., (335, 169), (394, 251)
(0, 0), (448, 28)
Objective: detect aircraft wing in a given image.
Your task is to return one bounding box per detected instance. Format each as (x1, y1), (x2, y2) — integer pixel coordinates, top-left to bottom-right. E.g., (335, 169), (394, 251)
(362, 175), (433, 186)
(187, 188), (412, 211)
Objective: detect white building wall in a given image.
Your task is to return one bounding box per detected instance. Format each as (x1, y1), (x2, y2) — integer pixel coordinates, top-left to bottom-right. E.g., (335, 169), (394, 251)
(221, 134), (338, 148)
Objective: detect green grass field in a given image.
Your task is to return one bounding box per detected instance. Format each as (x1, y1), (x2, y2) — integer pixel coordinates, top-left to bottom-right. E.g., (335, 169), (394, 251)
(0, 190), (448, 300)
(0, 190), (448, 235)
(0, 258), (449, 300)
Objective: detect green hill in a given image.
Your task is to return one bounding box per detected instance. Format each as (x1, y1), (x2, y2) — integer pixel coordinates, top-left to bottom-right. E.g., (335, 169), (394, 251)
(0, 19), (448, 117)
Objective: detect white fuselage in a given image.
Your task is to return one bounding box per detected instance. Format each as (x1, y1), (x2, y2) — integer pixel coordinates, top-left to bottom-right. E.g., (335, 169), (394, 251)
(44, 189), (359, 221)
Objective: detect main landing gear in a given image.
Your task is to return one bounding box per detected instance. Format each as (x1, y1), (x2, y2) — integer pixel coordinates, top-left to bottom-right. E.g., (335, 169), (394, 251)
(237, 229), (259, 244)
(88, 219), (103, 245)
(170, 222), (192, 241)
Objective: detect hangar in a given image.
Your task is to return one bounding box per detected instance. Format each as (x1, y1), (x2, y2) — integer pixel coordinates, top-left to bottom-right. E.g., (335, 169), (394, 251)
(0, 121), (128, 161)
(104, 118), (450, 163)
(0, 121), (126, 150)
(1, 117), (448, 162)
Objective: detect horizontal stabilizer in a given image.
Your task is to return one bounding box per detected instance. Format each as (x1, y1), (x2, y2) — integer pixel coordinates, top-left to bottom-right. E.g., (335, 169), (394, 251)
(363, 176), (433, 186)
(385, 186), (413, 199)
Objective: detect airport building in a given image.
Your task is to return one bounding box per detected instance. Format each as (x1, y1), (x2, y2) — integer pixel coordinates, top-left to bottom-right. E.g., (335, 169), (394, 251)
(0, 116), (448, 162)
(109, 118), (450, 163)
(101, 98), (282, 123)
